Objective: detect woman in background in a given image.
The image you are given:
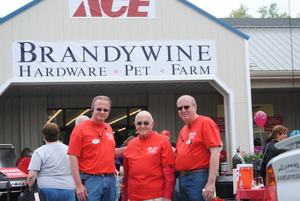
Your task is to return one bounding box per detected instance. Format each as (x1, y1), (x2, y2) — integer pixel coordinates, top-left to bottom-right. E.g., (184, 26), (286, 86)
(262, 125), (288, 184)
(16, 147), (32, 174)
(27, 122), (75, 201)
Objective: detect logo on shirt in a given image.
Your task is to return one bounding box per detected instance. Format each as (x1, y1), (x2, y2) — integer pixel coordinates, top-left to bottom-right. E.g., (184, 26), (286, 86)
(188, 132), (196, 140)
(105, 132), (114, 141)
(146, 147), (158, 154)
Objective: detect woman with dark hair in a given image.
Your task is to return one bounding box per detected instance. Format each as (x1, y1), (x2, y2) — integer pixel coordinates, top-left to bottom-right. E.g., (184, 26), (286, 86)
(261, 125), (288, 184)
(27, 122), (75, 201)
(16, 147), (32, 174)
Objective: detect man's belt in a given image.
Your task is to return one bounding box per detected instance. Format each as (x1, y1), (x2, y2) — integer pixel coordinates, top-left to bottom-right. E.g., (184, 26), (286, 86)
(80, 171), (114, 177)
(179, 168), (208, 176)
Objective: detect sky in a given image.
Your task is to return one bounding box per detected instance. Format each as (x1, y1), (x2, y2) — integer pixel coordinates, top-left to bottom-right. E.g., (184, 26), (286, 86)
(188, 0), (300, 18)
(0, 0), (299, 18)
(0, 0), (32, 18)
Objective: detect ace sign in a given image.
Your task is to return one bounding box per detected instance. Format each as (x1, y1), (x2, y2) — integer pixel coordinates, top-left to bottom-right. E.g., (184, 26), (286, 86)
(70, 0), (155, 18)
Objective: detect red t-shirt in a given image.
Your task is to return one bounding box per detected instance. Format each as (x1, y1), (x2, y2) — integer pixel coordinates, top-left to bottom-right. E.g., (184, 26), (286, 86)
(123, 131), (175, 200)
(16, 156), (31, 174)
(68, 120), (116, 174)
(175, 115), (222, 171)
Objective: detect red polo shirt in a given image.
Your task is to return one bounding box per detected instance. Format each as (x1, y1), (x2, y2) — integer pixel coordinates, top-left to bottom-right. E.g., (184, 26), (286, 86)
(175, 115), (222, 171)
(123, 131), (175, 200)
(68, 120), (116, 174)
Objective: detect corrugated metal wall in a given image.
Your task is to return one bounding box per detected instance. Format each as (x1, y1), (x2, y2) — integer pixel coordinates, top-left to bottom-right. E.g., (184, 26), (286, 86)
(0, 97), (20, 148)
(0, 96), (46, 158)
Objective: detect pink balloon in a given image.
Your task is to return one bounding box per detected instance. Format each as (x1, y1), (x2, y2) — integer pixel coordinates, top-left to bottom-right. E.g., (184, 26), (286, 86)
(254, 111), (267, 127)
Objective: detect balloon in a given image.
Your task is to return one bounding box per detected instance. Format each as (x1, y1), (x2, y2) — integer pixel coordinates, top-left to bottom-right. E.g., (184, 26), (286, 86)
(254, 111), (267, 127)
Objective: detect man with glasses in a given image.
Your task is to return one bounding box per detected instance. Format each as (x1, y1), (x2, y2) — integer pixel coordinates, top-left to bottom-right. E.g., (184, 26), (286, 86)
(175, 95), (222, 201)
(122, 111), (175, 201)
(68, 95), (125, 201)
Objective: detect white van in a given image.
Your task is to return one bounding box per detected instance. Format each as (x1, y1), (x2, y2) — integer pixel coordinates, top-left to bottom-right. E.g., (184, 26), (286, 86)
(264, 134), (300, 200)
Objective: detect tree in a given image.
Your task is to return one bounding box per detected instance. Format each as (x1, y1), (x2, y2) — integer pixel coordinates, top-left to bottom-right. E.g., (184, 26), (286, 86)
(229, 4), (253, 18)
(227, 3), (293, 18)
(257, 3), (290, 18)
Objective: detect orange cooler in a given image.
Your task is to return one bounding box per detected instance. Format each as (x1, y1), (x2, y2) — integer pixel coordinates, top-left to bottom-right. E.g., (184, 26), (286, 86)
(237, 164), (253, 189)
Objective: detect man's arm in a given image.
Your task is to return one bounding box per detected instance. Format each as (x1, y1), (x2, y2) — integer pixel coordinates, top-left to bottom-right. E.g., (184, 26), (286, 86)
(27, 170), (38, 191)
(121, 157), (129, 201)
(115, 147), (126, 157)
(162, 165), (175, 201)
(69, 154), (88, 201)
(203, 146), (220, 200)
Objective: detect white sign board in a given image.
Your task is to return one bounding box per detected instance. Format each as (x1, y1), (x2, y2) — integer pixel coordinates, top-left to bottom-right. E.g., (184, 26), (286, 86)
(12, 40), (217, 81)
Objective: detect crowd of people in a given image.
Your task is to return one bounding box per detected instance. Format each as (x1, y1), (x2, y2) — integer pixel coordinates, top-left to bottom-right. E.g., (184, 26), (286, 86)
(20, 94), (296, 201)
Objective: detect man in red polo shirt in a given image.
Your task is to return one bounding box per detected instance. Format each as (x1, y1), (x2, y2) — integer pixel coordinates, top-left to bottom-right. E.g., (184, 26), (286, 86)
(68, 95), (125, 201)
(122, 111), (175, 201)
(175, 95), (222, 201)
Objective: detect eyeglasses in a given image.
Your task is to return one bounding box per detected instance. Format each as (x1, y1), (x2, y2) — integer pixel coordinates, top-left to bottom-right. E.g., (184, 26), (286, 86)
(136, 121), (150, 126)
(96, 108), (109, 112)
(177, 105), (190, 111)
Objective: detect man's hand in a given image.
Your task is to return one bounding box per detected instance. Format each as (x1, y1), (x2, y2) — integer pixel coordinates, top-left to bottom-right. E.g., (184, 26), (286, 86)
(202, 184), (216, 201)
(76, 183), (88, 201)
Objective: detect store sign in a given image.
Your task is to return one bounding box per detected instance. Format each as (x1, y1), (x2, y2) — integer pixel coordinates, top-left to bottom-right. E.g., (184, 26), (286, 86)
(12, 40), (217, 80)
(212, 117), (225, 133)
(264, 116), (283, 132)
(69, 0), (155, 18)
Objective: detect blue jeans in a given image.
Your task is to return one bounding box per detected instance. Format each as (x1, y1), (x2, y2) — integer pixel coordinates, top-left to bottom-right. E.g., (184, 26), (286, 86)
(39, 188), (75, 201)
(178, 172), (208, 201)
(80, 173), (117, 201)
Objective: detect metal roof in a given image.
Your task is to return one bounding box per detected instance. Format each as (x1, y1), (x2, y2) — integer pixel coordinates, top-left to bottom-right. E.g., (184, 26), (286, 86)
(221, 18), (300, 72)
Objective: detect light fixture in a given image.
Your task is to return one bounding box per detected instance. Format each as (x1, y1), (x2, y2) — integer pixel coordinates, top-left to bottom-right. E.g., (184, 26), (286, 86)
(117, 127), (126, 132)
(108, 109), (141, 125)
(65, 109), (91, 126)
(47, 109), (63, 123)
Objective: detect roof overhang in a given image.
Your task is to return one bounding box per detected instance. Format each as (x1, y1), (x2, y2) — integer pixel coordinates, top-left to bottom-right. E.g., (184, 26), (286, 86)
(251, 71), (300, 89)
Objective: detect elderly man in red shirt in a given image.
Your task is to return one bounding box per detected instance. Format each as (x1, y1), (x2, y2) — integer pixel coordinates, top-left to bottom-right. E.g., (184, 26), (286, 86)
(175, 95), (222, 201)
(122, 111), (175, 201)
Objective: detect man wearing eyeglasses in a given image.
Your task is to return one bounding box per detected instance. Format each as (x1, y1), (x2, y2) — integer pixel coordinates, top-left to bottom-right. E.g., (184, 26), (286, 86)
(122, 111), (176, 201)
(68, 95), (125, 201)
(175, 95), (222, 201)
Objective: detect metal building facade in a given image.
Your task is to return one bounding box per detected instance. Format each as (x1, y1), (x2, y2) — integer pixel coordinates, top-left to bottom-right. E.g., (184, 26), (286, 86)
(0, 0), (253, 165)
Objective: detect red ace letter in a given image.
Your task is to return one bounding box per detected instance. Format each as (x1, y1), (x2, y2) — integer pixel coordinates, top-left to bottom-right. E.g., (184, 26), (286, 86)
(128, 0), (150, 17)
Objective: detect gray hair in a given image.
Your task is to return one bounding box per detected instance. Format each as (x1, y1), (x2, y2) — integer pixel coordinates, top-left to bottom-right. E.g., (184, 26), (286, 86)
(91, 95), (112, 111)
